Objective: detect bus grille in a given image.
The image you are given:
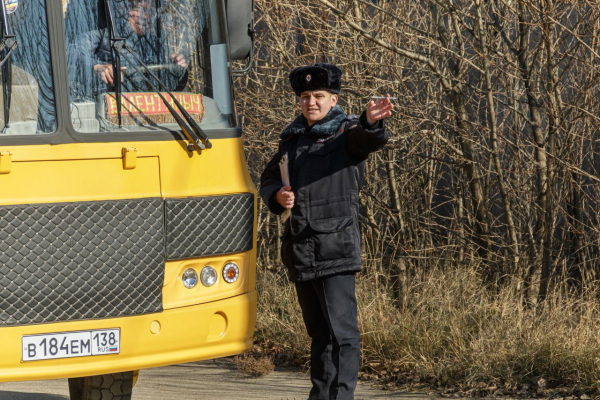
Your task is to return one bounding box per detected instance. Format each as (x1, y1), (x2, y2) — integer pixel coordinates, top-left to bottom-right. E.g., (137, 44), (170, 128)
(0, 198), (165, 326)
(165, 193), (254, 260)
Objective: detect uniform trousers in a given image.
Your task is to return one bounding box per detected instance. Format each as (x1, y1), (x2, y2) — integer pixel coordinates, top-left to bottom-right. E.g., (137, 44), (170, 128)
(294, 272), (360, 400)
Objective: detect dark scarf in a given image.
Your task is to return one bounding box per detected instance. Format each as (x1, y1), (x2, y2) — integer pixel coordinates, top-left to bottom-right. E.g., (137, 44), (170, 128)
(280, 105), (346, 139)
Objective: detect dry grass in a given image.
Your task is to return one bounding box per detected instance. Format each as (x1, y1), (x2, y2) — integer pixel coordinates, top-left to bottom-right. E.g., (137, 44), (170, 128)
(254, 271), (310, 367)
(255, 266), (600, 392)
(233, 351), (275, 378)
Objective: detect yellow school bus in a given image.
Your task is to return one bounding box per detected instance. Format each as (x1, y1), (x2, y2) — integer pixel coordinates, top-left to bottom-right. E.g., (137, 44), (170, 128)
(0, 0), (256, 398)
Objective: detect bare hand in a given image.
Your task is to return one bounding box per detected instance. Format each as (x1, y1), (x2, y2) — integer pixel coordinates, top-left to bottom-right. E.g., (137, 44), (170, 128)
(94, 64), (126, 85)
(128, 5), (154, 36)
(366, 94), (394, 125)
(276, 186), (294, 209)
(128, 9), (145, 35)
(171, 53), (187, 68)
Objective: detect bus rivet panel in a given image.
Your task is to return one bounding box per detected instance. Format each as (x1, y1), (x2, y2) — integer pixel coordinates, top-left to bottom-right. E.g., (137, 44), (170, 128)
(0, 152), (12, 174)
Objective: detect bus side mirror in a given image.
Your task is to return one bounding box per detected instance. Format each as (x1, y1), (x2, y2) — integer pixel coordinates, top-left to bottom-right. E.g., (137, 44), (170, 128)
(226, 0), (254, 61)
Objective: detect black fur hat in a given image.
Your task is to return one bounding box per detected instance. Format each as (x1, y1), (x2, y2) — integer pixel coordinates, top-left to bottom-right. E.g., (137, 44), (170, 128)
(289, 63), (342, 96)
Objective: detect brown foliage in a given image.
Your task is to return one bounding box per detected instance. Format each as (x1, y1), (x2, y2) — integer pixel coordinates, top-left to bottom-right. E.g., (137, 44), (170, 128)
(236, 0), (600, 305)
(235, 0), (600, 389)
(233, 351), (275, 378)
(255, 264), (600, 392)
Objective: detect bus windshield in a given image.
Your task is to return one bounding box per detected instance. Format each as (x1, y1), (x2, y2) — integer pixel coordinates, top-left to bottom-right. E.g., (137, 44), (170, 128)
(0, 0), (57, 135)
(64, 0), (235, 133)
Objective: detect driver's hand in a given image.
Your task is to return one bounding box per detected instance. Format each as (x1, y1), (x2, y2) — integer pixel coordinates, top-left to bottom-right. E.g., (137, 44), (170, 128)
(94, 64), (126, 85)
(171, 53), (187, 69)
(128, 9), (144, 36)
(128, 4), (154, 36)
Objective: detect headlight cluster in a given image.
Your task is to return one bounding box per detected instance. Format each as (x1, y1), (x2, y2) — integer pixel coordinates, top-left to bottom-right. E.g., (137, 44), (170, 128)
(182, 268), (198, 289)
(181, 262), (240, 289)
(200, 266), (218, 287)
(222, 263), (239, 283)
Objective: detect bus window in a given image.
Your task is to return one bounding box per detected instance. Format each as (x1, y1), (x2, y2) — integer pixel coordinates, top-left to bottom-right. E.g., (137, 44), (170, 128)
(64, 0), (234, 133)
(0, 0), (57, 135)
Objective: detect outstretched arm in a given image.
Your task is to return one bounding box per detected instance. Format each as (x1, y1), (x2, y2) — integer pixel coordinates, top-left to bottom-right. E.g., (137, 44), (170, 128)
(366, 94), (394, 126)
(346, 95), (394, 160)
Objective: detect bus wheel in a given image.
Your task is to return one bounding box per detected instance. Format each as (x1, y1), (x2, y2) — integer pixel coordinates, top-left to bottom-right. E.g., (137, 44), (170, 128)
(68, 371), (134, 400)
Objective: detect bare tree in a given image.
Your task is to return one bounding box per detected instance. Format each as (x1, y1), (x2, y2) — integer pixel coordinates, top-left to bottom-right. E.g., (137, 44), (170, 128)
(236, 0), (600, 306)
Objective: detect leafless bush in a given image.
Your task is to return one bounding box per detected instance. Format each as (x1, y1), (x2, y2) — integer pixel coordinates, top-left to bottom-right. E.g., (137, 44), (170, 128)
(233, 352), (275, 377)
(235, 0), (600, 388)
(236, 0), (600, 305)
(253, 263), (600, 389)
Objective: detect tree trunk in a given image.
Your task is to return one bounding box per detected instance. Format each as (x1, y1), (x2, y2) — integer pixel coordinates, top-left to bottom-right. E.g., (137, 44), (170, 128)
(476, 0), (520, 275)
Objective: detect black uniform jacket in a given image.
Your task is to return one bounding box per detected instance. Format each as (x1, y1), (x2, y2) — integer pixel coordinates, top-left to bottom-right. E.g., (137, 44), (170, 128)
(259, 106), (388, 282)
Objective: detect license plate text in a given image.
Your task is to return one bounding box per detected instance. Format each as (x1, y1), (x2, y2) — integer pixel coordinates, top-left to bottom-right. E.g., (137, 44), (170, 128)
(22, 329), (120, 362)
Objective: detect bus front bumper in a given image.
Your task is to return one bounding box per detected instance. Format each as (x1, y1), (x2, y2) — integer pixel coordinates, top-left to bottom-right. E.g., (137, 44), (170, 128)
(0, 291), (257, 382)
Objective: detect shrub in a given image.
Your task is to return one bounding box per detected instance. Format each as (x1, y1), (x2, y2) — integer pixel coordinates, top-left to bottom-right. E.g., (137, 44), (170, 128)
(255, 265), (600, 391)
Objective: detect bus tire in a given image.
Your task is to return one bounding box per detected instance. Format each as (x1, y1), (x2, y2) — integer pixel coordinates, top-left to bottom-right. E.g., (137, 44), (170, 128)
(68, 371), (134, 400)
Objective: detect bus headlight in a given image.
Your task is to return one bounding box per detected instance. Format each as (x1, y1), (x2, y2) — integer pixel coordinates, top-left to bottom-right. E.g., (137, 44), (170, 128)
(200, 266), (218, 286)
(182, 268), (198, 289)
(222, 262), (239, 283)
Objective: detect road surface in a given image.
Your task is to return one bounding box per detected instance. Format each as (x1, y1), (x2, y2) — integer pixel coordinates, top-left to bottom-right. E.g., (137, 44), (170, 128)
(0, 358), (430, 399)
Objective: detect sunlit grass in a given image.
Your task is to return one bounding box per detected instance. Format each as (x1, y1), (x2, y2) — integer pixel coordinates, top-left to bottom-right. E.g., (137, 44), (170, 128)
(255, 265), (600, 390)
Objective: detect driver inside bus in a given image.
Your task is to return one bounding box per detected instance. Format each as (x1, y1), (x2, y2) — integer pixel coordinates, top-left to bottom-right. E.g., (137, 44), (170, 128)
(67, 0), (189, 101)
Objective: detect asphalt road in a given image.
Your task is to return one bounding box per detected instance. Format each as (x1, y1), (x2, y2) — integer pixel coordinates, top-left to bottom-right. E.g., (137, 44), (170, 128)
(0, 358), (430, 399)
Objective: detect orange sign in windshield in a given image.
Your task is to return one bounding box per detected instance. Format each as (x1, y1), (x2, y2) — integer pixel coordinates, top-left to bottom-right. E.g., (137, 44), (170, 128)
(105, 92), (204, 118)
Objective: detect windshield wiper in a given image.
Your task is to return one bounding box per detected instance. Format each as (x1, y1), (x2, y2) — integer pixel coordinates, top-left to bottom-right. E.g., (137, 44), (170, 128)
(117, 45), (211, 150)
(0, 2), (17, 131)
(0, 35), (17, 65)
(102, 0), (210, 151)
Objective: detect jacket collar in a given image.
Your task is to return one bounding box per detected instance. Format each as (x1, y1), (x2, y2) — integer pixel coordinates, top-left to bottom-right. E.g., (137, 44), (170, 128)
(280, 106), (346, 139)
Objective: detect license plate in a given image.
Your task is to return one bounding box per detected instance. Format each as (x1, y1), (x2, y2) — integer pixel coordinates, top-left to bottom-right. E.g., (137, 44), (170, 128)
(22, 328), (120, 362)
